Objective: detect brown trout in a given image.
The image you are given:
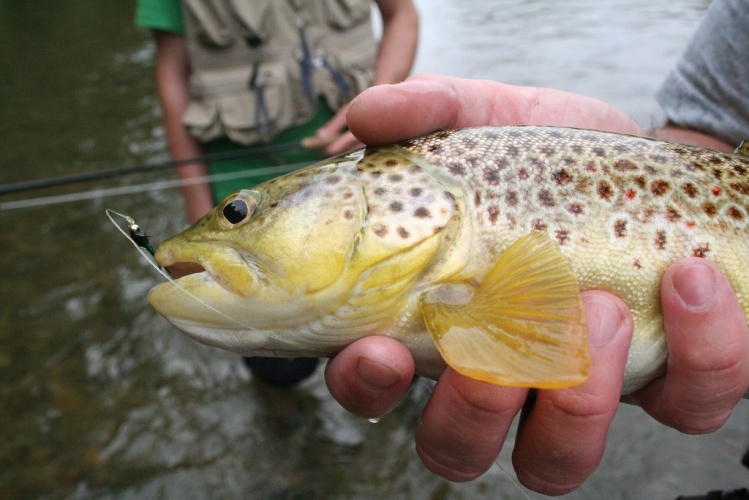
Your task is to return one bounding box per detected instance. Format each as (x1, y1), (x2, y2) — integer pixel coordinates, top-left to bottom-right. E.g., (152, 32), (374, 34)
(148, 126), (749, 395)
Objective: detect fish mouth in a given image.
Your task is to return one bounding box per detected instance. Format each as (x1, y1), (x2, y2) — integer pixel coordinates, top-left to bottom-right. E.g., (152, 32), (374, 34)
(154, 242), (260, 297)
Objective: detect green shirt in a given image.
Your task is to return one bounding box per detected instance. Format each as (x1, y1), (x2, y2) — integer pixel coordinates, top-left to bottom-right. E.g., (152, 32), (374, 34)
(134, 0), (184, 35)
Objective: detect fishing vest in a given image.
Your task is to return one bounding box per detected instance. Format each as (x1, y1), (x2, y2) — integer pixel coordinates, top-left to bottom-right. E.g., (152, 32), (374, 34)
(180, 0), (376, 145)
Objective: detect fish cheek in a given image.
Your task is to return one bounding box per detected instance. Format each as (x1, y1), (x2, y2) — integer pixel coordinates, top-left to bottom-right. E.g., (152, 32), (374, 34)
(248, 182), (364, 293)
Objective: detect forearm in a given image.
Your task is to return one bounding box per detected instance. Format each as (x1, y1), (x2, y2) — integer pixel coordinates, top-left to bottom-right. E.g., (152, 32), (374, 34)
(154, 31), (213, 223)
(650, 122), (735, 152)
(372, 0), (418, 85)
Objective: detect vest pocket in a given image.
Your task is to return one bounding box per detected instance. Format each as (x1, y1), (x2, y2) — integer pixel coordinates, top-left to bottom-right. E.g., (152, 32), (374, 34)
(183, 62), (295, 145)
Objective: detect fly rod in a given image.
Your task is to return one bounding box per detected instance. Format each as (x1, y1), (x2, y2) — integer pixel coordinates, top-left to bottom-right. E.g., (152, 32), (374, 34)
(0, 135), (333, 196)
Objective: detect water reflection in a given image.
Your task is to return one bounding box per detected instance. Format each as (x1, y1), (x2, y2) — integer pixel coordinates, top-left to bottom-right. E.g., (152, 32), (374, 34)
(0, 0), (746, 498)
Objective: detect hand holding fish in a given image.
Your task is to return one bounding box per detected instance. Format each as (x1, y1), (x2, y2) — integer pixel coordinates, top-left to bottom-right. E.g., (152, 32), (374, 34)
(324, 74), (749, 494)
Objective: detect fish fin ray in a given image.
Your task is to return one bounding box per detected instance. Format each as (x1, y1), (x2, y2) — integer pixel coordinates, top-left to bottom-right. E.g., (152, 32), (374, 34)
(420, 231), (590, 388)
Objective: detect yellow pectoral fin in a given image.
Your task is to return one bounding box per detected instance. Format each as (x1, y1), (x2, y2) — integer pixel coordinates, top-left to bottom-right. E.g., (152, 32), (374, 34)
(420, 231), (590, 388)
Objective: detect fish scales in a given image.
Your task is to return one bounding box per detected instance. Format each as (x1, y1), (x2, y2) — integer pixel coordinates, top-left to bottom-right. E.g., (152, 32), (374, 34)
(395, 127), (749, 390)
(149, 126), (749, 395)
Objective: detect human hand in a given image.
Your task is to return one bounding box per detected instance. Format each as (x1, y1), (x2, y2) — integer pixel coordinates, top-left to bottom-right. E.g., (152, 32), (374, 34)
(315, 104), (364, 156)
(325, 74), (749, 494)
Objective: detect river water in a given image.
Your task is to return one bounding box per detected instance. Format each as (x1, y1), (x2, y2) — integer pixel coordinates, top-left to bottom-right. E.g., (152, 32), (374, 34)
(0, 1), (746, 498)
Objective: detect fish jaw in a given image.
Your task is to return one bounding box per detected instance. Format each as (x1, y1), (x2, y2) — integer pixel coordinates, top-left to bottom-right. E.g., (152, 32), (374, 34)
(147, 261), (366, 357)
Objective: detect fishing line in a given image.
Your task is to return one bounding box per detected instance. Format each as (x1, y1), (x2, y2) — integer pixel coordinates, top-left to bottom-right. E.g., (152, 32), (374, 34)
(0, 139), (328, 196)
(1, 162), (306, 211)
(105, 209), (259, 332)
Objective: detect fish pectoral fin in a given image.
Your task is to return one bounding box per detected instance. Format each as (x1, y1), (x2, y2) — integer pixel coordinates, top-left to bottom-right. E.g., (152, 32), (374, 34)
(419, 231), (590, 388)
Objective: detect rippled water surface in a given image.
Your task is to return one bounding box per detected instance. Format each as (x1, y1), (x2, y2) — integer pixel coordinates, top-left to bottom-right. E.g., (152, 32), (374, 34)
(1, 1), (746, 498)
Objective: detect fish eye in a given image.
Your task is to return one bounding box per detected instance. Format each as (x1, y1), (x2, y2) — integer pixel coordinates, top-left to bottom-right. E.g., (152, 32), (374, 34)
(223, 200), (248, 224)
(218, 189), (260, 229)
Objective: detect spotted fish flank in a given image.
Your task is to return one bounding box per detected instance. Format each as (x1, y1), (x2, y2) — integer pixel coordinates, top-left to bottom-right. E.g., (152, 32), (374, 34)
(149, 126), (749, 397)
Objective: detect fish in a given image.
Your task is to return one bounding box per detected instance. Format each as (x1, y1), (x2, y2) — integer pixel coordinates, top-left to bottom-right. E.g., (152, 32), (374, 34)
(148, 126), (749, 396)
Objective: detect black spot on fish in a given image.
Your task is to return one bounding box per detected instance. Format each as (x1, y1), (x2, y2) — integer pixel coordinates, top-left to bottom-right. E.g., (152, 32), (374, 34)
(390, 201), (403, 212)
(597, 180), (614, 201)
(398, 227), (410, 239)
(702, 202), (717, 217)
(505, 191), (518, 207)
(325, 175), (342, 185)
(531, 219), (547, 231)
(655, 230), (667, 250)
(693, 243), (710, 258)
(487, 206), (499, 225)
(666, 207), (682, 222)
(614, 219), (627, 238)
(730, 182), (749, 195)
(556, 229), (570, 246)
(484, 170), (500, 186)
(538, 189), (555, 207)
(727, 206), (744, 221)
(552, 169), (573, 185)
(389, 174), (404, 182)
(613, 159), (638, 172)
(566, 203), (584, 216)
(410, 187), (423, 197)
(414, 207), (431, 218)
(373, 224), (388, 237)
(650, 179), (670, 196)
(682, 183), (699, 198)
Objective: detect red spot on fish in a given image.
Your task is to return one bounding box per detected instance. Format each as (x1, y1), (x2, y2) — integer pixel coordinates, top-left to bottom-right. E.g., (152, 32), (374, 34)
(626, 189), (636, 200)
(686, 220), (696, 229)
(711, 186), (722, 196)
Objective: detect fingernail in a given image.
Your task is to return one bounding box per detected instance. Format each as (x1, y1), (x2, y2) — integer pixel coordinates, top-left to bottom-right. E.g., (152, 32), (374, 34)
(357, 357), (401, 391)
(672, 261), (717, 311)
(584, 294), (625, 348)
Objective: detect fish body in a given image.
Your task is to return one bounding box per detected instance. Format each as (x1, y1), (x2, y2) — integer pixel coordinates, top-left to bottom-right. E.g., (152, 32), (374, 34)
(149, 126), (749, 395)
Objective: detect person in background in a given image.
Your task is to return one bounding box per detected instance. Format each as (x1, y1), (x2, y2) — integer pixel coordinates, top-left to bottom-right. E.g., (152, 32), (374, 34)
(325, 0), (749, 495)
(135, 0), (418, 386)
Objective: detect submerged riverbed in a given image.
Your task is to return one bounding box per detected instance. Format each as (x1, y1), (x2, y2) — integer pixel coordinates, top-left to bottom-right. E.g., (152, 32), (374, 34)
(1, 1), (746, 498)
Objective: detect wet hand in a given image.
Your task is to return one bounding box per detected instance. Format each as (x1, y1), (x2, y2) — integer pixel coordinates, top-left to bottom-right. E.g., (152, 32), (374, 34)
(325, 74), (749, 494)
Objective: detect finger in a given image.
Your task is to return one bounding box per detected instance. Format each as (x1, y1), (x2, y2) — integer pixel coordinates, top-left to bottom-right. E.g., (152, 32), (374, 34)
(324, 131), (363, 156)
(632, 258), (749, 433)
(347, 74), (497, 145)
(512, 292), (633, 495)
(317, 106), (349, 137)
(415, 368), (527, 482)
(346, 74), (643, 146)
(325, 336), (415, 419)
